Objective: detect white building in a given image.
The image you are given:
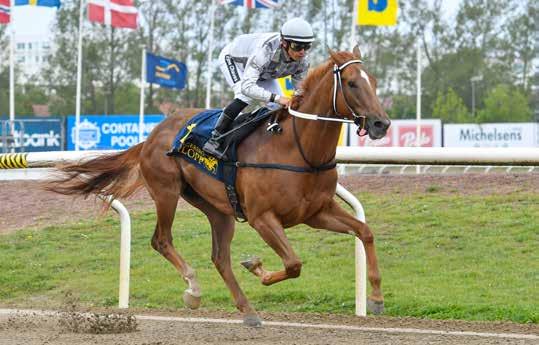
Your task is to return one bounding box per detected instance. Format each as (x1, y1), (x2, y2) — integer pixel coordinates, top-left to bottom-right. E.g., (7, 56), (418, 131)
(14, 34), (52, 81)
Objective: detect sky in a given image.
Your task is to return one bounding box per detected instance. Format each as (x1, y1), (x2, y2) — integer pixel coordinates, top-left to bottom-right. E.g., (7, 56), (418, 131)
(12, 1), (462, 39)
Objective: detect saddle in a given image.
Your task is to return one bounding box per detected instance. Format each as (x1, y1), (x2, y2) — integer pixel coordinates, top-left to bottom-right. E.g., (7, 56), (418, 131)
(168, 107), (276, 160)
(167, 107), (276, 221)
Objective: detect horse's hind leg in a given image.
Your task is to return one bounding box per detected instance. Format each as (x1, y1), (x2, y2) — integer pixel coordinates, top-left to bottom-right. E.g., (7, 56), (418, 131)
(243, 212), (303, 286)
(182, 186), (261, 327)
(305, 200), (384, 314)
(146, 179), (201, 309)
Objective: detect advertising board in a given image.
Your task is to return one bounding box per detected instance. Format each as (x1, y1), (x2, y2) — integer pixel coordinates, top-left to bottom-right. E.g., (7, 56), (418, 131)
(348, 119), (442, 147)
(443, 123), (538, 147)
(67, 115), (166, 150)
(0, 118), (64, 152)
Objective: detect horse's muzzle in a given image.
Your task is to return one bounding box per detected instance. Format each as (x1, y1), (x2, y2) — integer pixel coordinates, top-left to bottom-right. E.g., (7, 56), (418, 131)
(366, 117), (391, 140)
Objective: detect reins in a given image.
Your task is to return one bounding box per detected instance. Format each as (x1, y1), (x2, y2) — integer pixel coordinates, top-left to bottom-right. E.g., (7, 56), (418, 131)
(288, 59), (368, 131)
(226, 58), (367, 174)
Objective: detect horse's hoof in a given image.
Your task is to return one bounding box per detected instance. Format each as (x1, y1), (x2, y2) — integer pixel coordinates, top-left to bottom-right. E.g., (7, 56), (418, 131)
(183, 289), (201, 309)
(240, 257), (262, 272)
(367, 299), (384, 315)
(243, 314), (263, 327)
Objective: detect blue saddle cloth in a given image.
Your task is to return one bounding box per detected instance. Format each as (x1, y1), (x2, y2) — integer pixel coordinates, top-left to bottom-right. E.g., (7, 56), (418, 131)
(170, 108), (273, 222)
(170, 109), (229, 182)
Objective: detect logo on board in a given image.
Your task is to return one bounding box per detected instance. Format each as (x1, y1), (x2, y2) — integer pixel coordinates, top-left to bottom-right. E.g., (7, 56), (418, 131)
(71, 119), (101, 150)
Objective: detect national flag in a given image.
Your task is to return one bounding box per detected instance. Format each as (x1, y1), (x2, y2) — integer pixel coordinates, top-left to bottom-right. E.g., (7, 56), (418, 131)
(88, 0), (138, 29)
(0, 0), (10, 24)
(219, 0), (282, 9)
(357, 0), (398, 26)
(146, 52), (187, 90)
(15, 0), (61, 7)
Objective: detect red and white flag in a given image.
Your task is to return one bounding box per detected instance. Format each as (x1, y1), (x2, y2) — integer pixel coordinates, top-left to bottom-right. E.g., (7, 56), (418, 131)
(88, 0), (138, 29)
(0, 0), (10, 25)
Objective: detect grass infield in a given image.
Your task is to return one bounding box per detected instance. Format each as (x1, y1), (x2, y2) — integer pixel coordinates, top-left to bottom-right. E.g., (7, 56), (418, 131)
(0, 190), (537, 323)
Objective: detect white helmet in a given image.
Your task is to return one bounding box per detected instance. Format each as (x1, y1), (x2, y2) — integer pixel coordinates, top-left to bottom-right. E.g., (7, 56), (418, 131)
(280, 18), (314, 43)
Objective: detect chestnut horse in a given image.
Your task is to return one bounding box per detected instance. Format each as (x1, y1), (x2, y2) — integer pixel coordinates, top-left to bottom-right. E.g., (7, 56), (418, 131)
(46, 47), (390, 326)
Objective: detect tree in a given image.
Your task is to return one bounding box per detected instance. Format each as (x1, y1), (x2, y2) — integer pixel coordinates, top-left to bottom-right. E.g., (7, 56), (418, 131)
(500, 1), (537, 90)
(432, 88), (470, 123)
(477, 84), (532, 122)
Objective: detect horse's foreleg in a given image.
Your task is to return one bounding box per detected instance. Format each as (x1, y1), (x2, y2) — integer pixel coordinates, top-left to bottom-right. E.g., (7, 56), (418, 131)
(181, 187), (261, 327)
(247, 212), (302, 286)
(305, 200), (384, 314)
(150, 190), (201, 309)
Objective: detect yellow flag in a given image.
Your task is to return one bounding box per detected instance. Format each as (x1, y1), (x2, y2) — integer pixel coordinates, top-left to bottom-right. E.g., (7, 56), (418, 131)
(357, 0), (398, 26)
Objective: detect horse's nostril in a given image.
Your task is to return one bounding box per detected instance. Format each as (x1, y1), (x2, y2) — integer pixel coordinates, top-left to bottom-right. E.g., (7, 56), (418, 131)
(374, 121), (386, 129)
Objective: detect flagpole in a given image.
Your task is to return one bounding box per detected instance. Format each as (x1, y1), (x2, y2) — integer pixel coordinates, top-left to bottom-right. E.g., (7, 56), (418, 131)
(75, 0), (84, 151)
(416, 39), (422, 147)
(9, 0), (15, 135)
(139, 46), (146, 143)
(350, 0), (357, 49)
(205, 0), (216, 109)
(416, 39), (422, 173)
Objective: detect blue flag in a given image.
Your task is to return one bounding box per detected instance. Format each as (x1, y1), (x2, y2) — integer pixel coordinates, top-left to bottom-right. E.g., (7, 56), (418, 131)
(15, 0), (61, 7)
(146, 52), (187, 90)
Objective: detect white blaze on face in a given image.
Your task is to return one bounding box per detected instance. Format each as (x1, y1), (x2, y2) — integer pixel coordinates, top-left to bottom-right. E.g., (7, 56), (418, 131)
(360, 70), (371, 89)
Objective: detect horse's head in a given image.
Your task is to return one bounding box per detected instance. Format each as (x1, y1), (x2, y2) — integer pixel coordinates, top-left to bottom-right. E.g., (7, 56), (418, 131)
(328, 46), (391, 140)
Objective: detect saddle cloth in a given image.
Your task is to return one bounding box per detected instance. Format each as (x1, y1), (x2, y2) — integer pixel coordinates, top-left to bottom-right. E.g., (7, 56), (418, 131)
(171, 109), (226, 180)
(170, 108), (272, 183)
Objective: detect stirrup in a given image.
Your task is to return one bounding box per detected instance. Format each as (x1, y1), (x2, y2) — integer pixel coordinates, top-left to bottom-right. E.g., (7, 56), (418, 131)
(266, 122), (282, 134)
(203, 139), (227, 159)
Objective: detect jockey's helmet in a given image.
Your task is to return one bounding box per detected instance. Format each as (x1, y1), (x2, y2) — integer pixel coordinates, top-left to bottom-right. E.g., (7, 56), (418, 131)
(280, 18), (314, 43)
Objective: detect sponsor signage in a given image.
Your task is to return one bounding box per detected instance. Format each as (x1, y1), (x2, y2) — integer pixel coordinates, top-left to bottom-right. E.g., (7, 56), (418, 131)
(0, 118), (64, 152)
(67, 115), (165, 150)
(444, 123), (538, 147)
(348, 119), (442, 147)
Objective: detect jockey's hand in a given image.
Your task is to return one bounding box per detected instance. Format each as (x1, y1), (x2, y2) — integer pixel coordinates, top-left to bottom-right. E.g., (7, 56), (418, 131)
(277, 96), (291, 108)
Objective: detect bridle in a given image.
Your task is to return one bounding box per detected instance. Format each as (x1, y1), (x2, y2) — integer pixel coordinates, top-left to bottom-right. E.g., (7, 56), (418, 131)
(225, 61), (372, 174)
(288, 59), (368, 136)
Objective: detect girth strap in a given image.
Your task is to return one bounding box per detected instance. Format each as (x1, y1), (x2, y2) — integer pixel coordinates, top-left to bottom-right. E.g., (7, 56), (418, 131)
(227, 161), (336, 173)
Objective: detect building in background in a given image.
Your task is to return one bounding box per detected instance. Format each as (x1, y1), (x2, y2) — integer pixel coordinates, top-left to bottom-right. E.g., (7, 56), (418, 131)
(14, 34), (52, 82)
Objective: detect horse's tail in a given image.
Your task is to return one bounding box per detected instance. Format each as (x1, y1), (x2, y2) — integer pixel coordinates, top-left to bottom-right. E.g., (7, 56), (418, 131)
(43, 143), (145, 200)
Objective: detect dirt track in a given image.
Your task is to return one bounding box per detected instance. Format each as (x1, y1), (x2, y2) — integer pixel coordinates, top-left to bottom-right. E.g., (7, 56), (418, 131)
(0, 308), (538, 345)
(1, 173), (538, 234)
(0, 173), (538, 344)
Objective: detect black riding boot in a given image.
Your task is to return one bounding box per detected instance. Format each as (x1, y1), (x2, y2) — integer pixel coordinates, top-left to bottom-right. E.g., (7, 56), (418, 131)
(203, 98), (248, 159)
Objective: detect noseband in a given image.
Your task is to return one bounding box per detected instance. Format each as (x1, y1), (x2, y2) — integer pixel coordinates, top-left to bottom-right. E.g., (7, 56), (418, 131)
(288, 59), (368, 135)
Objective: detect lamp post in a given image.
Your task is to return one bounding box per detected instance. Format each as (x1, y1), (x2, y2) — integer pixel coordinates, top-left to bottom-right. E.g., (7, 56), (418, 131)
(471, 75), (483, 117)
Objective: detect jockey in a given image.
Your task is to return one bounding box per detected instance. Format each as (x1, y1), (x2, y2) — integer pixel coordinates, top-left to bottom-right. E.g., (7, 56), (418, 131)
(203, 17), (314, 159)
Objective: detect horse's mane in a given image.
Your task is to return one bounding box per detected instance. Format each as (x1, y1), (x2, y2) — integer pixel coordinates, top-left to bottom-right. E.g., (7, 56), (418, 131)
(290, 51), (354, 110)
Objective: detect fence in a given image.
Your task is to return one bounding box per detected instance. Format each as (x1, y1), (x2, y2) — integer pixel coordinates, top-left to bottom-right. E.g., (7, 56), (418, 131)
(1, 147), (538, 316)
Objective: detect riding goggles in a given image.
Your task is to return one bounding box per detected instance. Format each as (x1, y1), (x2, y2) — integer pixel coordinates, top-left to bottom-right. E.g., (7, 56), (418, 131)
(289, 41), (312, 52)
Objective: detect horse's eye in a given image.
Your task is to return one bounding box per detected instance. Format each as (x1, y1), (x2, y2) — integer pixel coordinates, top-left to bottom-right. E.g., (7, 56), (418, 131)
(348, 81), (358, 88)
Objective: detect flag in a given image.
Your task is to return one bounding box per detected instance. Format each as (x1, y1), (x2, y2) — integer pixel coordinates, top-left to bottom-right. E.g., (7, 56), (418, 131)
(15, 0), (61, 7)
(277, 76), (294, 97)
(0, 0), (10, 24)
(88, 0), (138, 29)
(357, 0), (398, 26)
(219, 0), (282, 9)
(146, 52), (187, 90)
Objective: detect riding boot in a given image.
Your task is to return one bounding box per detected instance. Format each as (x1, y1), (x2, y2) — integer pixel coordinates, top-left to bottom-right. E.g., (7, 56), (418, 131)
(203, 98), (248, 159)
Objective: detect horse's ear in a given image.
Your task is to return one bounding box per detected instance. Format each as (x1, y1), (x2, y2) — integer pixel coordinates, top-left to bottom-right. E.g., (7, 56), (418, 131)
(327, 46), (343, 65)
(353, 45), (362, 59)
